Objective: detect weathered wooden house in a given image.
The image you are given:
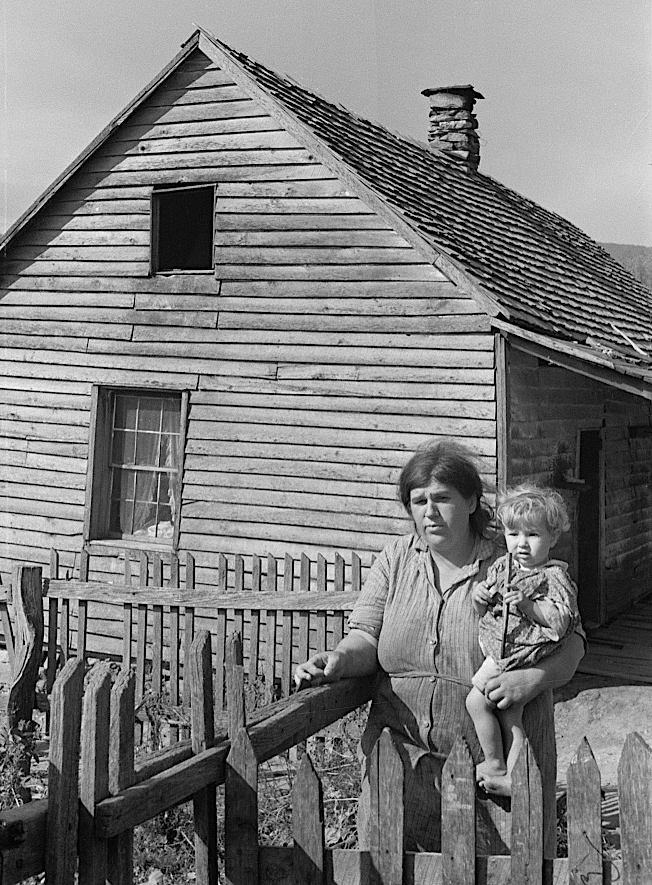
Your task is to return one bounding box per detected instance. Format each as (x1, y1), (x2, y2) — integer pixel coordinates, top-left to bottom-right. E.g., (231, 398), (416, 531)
(2, 27), (651, 627)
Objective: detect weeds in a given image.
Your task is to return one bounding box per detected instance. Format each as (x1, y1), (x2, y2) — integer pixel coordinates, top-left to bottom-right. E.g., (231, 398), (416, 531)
(0, 721), (44, 809)
(131, 686), (366, 883)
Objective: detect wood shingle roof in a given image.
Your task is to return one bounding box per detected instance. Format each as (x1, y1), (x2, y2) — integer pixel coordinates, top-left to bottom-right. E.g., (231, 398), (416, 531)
(201, 30), (652, 365)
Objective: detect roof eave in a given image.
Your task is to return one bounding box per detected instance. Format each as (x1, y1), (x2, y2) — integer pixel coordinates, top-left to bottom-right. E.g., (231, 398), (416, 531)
(0, 31), (202, 255)
(493, 318), (652, 400)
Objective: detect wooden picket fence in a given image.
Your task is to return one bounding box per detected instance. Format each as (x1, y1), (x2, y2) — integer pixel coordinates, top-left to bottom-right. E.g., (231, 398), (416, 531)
(1, 629), (651, 884)
(1, 549), (363, 743)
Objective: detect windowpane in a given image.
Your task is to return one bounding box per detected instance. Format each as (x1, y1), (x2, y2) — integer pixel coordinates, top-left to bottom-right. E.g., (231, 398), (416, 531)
(132, 470), (158, 536)
(111, 429), (136, 465)
(138, 397), (164, 432)
(161, 397), (180, 433)
(109, 468), (136, 535)
(113, 396), (138, 431)
(134, 428), (160, 468)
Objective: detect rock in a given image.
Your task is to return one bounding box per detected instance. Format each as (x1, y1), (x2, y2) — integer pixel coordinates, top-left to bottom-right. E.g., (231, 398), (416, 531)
(554, 674), (652, 786)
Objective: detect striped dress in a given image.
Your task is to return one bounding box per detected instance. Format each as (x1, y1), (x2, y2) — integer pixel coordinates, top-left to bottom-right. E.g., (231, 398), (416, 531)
(349, 532), (557, 856)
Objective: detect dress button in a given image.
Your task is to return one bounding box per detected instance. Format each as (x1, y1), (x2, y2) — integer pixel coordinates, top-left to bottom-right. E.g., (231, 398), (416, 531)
(430, 676), (437, 683)
(422, 719), (430, 729)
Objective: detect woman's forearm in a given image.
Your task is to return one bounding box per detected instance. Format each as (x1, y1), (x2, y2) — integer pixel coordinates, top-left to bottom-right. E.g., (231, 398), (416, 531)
(486, 631), (585, 709)
(530, 631), (585, 693)
(333, 630), (380, 677)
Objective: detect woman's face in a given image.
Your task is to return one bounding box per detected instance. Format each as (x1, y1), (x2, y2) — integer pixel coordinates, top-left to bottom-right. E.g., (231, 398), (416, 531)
(409, 479), (476, 554)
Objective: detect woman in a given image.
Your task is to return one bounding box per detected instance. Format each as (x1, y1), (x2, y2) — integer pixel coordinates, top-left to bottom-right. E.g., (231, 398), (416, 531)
(294, 439), (585, 856)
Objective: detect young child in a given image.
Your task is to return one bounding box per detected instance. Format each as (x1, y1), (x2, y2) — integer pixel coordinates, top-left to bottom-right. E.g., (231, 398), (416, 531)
(465, 484), (581, 796)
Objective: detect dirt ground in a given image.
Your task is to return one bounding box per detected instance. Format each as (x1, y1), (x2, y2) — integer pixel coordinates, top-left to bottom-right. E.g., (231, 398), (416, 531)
(553, 672), (652, 787)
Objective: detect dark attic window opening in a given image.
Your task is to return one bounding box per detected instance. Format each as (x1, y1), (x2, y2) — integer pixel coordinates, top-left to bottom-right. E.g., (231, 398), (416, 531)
(152, 184), (215, 273)
(629, 425), (652, 439)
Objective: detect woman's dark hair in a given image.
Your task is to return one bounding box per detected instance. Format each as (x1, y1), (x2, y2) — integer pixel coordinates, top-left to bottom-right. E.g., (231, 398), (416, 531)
(398, 438), (494, 538)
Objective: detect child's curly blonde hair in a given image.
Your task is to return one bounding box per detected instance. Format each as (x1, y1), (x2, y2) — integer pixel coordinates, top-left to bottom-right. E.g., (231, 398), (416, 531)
(496, 483), (570, 534)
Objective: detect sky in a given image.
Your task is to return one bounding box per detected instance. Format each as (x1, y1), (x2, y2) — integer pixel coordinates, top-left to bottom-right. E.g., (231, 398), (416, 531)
(1, 0), (651, 246)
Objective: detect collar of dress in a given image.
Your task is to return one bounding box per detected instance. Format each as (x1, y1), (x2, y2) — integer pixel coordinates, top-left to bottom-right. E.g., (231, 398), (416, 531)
(412, 533), (496, 592)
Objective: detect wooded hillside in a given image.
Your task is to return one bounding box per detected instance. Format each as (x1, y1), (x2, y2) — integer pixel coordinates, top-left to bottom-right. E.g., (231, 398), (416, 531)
(600, 242), (652, 292)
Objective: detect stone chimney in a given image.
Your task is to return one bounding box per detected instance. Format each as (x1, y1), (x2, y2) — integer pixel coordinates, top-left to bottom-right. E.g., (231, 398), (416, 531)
(421, 85), (484, 171)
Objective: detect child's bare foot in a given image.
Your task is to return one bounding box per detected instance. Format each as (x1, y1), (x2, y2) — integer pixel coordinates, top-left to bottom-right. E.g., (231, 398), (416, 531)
(476, 760), (507, 784)
(478, 771), (512, 797)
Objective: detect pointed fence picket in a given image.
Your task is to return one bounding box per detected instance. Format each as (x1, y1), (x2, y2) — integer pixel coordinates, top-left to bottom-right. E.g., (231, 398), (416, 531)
(2, 628), (651, 884)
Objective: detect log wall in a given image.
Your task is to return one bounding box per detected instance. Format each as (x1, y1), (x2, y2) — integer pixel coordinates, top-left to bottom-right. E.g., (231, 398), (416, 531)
(508, 347), (652, 621)
(0, 48), (497, 590)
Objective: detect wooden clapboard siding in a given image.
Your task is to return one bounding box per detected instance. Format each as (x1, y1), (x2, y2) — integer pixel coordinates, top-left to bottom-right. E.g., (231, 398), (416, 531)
(1, 481), (84, 506)
(0, 403), (90, 427)
(191, 388), (496, 418)
(1, 275), (220, 293)
(0, 46), (500, 587)
(189, 407), (494, 437)
(508, 347), (652, 622)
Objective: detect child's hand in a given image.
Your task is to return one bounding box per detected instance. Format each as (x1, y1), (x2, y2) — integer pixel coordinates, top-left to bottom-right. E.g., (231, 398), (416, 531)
(504, 587), (529, 608)
(472, 584), (495, 606)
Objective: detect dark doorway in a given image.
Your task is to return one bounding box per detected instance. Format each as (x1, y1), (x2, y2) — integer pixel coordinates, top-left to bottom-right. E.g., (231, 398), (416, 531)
(577, 429), (604, 626)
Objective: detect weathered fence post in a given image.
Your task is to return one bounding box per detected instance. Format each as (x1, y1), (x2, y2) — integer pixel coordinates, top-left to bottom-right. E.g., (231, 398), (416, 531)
(248, 554), (262, 683)
(135, 551), (149, 745)
(510, 739), (543, 885)
(46, 549), (60, 702)
(46, 657), (85, 885)
(78, 662), (112, 884)
(169, 552), (181, 744)
(567, 737), (602, 884)
(191, 630), (219, 885)
(214, 554), (228, 711)
(292, 752), (324, 885)
(151, 553), (164, 699)
(264, 554), (278, 704)
(367, 727), (403, 885)
(226, 632), (245, 737)
(225, 629), (259, 885)
(182, 552), (196, 740)
(108, 667), (136, 885)
(77, 550), (89, 660)
(619, 731), (652, 885)
(7, 565), (43, 735)
(441, 737), (475, 885)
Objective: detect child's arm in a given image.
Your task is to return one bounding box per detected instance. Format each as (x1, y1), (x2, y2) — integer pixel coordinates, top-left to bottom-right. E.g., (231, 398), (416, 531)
(504, 588), (570, 635)
(504, 566), (576, 637)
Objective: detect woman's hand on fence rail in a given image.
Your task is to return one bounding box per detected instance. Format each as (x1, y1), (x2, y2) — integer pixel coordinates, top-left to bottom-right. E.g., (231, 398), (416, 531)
(295, 632), (379, 689)
(294, 650), (347, 688)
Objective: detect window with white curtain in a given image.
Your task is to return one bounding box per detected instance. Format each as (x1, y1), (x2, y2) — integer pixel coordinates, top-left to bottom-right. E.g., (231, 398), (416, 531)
(86, 388), (184, 546)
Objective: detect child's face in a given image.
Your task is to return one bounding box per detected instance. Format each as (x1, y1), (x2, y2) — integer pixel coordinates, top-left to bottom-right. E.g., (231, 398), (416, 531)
(504, 517), (560, 569)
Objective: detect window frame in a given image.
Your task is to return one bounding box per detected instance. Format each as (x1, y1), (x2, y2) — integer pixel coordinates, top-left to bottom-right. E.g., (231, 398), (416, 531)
(84, 386), (189, 551)
(150, 183), (216, 275)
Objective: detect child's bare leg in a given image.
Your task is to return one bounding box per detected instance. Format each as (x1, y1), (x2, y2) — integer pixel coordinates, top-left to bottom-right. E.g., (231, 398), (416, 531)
(471, 656), (501, 693)
(465, 686), (507, 782)
(479, 703), (526, 798)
